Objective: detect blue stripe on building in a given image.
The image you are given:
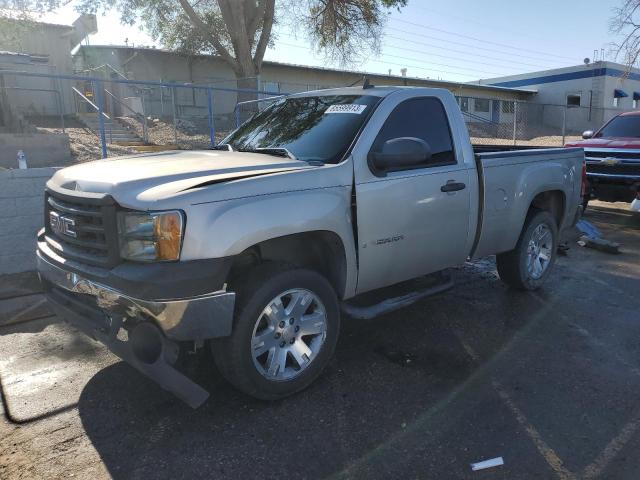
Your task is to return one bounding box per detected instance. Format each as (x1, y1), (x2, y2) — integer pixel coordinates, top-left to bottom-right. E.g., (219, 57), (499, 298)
(489, 68), (640, 88)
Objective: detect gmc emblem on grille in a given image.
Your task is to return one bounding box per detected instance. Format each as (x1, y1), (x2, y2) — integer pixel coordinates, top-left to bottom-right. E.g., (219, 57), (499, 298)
(49, 211), (77, 238)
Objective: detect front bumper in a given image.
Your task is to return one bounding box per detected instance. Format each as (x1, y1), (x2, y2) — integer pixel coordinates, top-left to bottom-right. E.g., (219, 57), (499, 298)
(37, 243), (236, 408)
(37, 240), (235, 341)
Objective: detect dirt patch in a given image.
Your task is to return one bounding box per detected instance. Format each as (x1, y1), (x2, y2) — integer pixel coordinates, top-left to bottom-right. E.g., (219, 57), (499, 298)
(38, 127), (138, 164)
(118, 117), (229, 150)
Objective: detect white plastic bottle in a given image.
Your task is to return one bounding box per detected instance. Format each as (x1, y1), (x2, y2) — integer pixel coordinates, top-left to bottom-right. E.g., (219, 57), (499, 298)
(17, 150), (27, 169)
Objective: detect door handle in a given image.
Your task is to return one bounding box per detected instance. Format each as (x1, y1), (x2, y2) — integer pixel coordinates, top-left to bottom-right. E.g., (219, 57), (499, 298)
(440, 181), (466, 193)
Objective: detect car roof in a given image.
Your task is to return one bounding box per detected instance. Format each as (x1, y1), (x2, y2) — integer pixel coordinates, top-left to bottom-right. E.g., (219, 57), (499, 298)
(618, 110), (640, 117)
(288, 85), (450, 98)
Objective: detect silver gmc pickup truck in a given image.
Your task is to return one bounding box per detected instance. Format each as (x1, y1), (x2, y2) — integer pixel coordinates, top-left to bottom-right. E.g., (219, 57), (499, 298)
(37, 87), (584, 407)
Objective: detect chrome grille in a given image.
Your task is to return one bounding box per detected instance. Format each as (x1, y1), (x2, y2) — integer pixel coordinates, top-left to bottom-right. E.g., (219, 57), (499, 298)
(584, 150), (640, 160)
(587, 163), (640, 176)
(44, 189), (120, 268)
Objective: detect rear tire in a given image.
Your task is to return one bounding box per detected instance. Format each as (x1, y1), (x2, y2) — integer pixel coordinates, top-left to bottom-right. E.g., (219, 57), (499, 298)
(497, 210), (558, 291)
(211, 263), (340, 400)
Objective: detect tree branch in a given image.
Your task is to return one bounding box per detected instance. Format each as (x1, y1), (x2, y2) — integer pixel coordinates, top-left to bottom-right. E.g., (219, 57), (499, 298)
(253, 0), (275, 70)
(177, 0), (237, 68)
(247, 0), (268, 45)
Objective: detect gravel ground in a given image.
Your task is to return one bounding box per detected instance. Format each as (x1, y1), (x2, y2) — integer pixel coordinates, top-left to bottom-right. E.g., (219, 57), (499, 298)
(118, 117), (228, 150)
(40, 127), (138, 163)
(1, 203), (639, 479)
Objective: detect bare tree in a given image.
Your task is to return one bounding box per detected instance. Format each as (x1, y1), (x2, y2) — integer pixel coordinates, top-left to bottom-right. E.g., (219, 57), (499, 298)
(611, 0), (640, 67)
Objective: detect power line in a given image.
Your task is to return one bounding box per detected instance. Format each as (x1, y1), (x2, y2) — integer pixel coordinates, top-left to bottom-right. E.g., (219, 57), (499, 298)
(390, 18), (577, 61)
(282, 33), (547, 76)
(386, 26), (572, 65)
(275, 39), (502, 77)
(380, 52), (508, 76)
(273, 41), (511, 80)
(383, 36), (556, 70)
(410, 5), (586, 51)
(278, 31), (563, 79)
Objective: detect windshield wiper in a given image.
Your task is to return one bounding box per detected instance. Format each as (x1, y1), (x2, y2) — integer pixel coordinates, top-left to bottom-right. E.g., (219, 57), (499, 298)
(238, 147), (297, 160)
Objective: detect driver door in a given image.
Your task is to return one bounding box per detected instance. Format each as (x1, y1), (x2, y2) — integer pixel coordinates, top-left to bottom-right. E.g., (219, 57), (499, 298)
(353, 95), (471, 294)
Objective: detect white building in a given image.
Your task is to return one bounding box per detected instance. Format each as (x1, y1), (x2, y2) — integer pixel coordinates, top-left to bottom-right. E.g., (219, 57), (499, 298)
(479, 61), (640, 133)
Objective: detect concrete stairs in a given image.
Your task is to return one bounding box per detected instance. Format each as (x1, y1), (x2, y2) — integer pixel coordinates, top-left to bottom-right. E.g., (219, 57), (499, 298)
(78, 114), (144, 146)
(77, 114), (181, 153)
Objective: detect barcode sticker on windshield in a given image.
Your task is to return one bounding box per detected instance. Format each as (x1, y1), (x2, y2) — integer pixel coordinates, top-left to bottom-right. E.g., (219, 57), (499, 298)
(325, 104), (367, 114)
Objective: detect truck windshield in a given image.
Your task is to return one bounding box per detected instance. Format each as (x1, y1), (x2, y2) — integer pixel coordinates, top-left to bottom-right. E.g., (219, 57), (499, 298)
(596, 115), (640, 138)
(221, 94), (379, 164)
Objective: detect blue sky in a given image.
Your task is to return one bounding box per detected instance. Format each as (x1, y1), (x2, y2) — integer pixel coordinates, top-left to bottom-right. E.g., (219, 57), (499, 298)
(43, 0), (620, 82)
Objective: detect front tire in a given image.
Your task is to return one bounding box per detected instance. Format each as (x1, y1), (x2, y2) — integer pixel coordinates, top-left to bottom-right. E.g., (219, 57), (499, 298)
(212, 263), (340, 400)
(497, 210), (558, 291)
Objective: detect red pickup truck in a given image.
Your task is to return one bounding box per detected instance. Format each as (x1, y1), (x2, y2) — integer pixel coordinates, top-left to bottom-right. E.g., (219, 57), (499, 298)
(565, 111), (640, 209)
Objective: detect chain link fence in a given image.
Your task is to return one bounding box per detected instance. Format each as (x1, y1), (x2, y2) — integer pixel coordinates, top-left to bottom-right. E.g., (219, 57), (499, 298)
(1, 69), (636, 166)
(0, 70), (280, 163)
(456, 96), (624, 147)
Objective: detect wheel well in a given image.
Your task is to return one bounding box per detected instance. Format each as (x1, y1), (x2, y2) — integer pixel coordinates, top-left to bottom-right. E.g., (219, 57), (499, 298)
(529, 190), (565, 227)
(227, 232), (348, 298)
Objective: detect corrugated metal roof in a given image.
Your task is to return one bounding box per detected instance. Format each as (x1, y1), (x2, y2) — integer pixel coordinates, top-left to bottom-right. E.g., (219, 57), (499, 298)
(76, 45), (537, 95)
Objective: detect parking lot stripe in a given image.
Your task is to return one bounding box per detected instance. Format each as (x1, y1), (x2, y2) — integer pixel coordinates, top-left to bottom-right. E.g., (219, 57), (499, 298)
(457, 338), (576, 480)
(492, 379), (576, 480)
(582, 407), (640, 480)
(527, 293), (640, 480)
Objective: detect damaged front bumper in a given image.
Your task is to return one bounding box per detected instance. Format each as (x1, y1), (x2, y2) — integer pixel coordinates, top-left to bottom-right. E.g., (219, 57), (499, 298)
(37, 249), (235, 408)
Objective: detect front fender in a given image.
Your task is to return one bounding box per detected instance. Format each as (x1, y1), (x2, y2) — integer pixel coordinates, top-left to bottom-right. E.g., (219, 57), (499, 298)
(180, 186), (358, 298)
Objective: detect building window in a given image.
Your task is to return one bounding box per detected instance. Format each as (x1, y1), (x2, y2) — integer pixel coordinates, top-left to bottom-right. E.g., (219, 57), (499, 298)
(263, 82), (280, 94)
(502, 101), (514, 114)
(634, 100), (638, 109)
(474, 99), (490, 113)
(567, 94), (581, 107)
(458, 97), (469, 112)
(613, 97), (619, 108)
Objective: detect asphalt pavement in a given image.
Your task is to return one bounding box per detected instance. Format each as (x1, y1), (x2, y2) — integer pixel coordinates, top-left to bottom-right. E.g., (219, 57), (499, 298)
(0, 203), (639, 480)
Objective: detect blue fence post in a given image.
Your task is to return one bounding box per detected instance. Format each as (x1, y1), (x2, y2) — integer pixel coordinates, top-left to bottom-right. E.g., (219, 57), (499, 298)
(207, 88), (215, 148)
(94, 80), (108, 159)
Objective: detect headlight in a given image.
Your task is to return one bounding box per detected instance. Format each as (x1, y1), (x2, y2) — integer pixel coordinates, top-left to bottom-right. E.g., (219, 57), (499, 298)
(117, 210), (184, 262)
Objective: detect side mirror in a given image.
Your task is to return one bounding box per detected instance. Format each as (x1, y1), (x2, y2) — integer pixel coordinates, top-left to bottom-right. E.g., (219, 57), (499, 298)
(582, 130), (594, 139)
(369, 137), (432, 172)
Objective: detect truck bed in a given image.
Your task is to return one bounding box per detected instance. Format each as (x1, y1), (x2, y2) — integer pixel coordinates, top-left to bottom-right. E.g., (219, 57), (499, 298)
(472, 144), (553, 154)
(470, 147), (585, 259)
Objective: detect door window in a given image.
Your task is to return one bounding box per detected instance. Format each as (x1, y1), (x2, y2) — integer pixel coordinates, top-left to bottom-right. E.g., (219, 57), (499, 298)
(371, 97), (456, 169)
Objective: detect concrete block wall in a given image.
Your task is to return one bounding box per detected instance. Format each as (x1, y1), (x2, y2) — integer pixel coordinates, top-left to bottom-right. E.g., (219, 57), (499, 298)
(0, 168), (57, 274)
(0, 134), (71, 170)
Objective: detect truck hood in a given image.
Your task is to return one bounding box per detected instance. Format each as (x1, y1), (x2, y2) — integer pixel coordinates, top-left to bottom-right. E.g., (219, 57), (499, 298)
(565, 137), (640, 149)
(50, 150), (319, 206)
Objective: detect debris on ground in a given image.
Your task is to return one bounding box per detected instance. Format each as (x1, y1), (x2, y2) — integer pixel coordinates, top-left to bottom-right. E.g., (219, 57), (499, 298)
(470, 456), (504, 471)
(575, 219), (621, 254)
(579, 235), (621, 254)
(576, 220), (603, 240)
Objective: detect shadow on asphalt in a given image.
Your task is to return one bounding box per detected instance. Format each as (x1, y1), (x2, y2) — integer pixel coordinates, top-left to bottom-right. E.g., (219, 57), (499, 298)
(71, 210), (640, 479)
(76, 265), (542, 479)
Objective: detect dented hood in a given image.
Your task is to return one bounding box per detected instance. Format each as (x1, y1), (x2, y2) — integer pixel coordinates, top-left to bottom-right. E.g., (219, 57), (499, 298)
(50, 150), (319, 207)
